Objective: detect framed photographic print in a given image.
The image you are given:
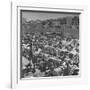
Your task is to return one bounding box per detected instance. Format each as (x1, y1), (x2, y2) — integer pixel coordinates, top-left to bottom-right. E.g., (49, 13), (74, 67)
(11, 2), (88, 88)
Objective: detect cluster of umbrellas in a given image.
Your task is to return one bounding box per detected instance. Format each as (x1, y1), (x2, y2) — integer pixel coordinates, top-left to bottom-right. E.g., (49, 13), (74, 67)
(21, 32), (79, 78)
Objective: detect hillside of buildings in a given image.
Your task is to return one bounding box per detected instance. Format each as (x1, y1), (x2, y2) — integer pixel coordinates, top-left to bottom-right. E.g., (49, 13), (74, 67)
(22, 16), (79, 39)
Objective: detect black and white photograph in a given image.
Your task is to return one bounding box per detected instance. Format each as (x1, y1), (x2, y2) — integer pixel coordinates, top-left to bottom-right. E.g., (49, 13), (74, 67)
(20, 10), (80, 78)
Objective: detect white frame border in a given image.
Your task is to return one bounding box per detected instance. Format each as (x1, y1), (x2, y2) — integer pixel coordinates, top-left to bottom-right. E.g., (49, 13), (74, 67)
(11, 2), (88, 88)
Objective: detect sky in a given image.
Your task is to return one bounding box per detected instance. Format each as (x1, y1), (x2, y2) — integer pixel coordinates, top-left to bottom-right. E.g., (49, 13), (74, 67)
(22, 10), (80, 21)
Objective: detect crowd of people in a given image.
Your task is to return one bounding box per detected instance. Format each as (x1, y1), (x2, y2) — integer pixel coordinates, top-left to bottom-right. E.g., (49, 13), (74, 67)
(21, 31), (79, 78)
